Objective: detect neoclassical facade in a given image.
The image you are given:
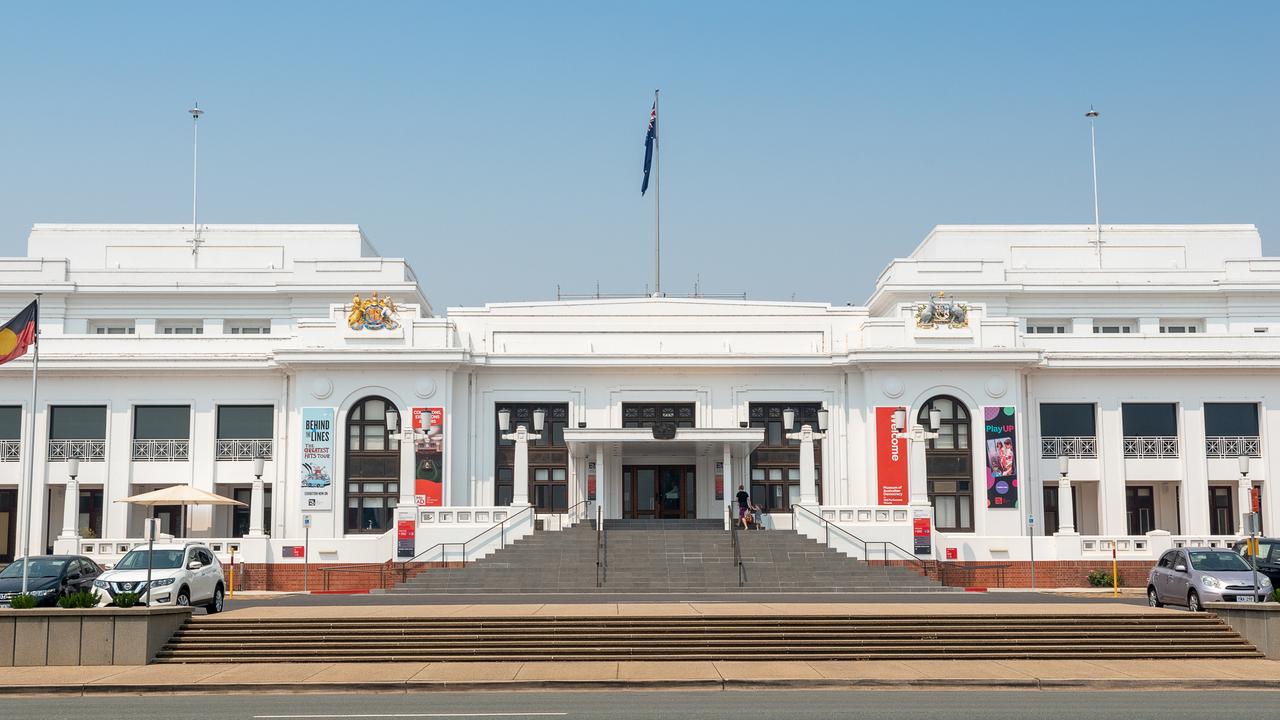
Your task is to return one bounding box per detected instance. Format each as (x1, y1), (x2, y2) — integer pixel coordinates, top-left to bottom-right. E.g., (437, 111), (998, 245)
(0, 223), (1275, 579)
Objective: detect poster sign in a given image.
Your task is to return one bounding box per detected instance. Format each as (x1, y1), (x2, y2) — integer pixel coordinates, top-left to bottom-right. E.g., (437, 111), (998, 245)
(587, 461), (597, 501)
(714, 461), (724, 501)
(396, 512), (416, 558)
(912, 508), (932, 556)
(984, 406), (1018, 508)
(300, 407), (335, 511)
(876, 407), (908, 505)
(413, 407), (444, 507)
(281, 546), (304, 558)
(1251, 486), (1261, 514)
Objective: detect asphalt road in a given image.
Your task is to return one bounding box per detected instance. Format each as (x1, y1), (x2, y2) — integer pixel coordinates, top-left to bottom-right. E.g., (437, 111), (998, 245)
(2, 690), (1270, 719)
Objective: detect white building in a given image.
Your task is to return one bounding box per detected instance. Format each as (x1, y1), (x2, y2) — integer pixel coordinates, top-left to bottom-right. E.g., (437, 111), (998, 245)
(0, 223), (1274, 585)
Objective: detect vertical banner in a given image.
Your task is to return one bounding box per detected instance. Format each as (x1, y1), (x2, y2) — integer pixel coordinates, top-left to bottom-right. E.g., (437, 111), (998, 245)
(412, 407), (444, 507)
(587, 461), (597, 501)
(714, 461), (725, 501)
(984, 406), (1018, 508)
(876, 407), (908, 505)
(912, 507), (932, 556)
(396, 510), (415, 558)
(300, 408), (334, 511)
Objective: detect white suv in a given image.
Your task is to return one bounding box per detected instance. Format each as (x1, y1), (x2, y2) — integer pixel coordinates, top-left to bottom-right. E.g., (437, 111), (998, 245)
(94, 543), (225, 613)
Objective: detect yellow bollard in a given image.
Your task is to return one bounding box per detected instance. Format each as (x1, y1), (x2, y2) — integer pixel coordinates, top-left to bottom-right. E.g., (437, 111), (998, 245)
(1111, 543), (1118, 598)
(229, 547), (235, 598)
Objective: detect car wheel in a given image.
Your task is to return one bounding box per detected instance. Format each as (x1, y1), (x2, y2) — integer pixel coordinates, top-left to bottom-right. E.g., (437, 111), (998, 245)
(1147, 587), (1163, 608)
(207, 585), (224, 614)
(1188, 590), (1202, 612)
(176, 587), (191, 607)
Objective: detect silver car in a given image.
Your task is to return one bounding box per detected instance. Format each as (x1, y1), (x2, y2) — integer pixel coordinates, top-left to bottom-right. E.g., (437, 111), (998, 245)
(1148, 547), (1273, 611)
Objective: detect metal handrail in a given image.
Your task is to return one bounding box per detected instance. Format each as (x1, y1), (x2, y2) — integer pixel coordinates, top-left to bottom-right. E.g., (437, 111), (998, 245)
(398, 505), (536, 583)
(791, 504), (928, 575)
(728, 503), (744, 587)
(318, 561), (393, 590)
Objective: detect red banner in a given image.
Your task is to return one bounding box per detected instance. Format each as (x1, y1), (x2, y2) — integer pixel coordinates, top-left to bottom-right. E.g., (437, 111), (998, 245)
(396, 514), (416, 558)
(413, 407), (444, 507)
(876, 407), (908, 505)
(912, 509), (932, 556)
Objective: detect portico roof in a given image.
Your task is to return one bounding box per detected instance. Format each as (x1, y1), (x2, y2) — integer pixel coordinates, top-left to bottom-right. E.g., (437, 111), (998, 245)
(562, 427), (764, 457)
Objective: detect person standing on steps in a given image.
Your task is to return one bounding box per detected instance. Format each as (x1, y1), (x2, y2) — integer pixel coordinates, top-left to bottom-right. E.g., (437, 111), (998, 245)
(736, 485), (751, 529)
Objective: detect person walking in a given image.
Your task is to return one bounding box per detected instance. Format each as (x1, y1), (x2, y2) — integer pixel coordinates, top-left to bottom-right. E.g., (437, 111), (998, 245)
(736, 485), (751, 530)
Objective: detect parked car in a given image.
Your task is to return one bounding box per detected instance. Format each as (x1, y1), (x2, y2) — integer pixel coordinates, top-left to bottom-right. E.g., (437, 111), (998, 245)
(93, 542), (225, 613)
(1147, 547), (1272, 611)
(0, 555), (103, 607)
(1231, 537), (1280, 589)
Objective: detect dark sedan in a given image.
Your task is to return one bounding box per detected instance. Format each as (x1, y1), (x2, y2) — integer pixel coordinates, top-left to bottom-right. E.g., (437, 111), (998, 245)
(1233, 538), (1280, 590)
(0, 555), (103, 607)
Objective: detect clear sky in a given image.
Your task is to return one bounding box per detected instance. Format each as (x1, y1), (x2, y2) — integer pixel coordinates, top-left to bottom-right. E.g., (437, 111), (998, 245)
(2, 2), (1276, 308)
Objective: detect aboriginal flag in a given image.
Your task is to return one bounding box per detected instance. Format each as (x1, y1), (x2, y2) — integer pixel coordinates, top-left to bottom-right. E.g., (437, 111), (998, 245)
(0, 301), (37, 366)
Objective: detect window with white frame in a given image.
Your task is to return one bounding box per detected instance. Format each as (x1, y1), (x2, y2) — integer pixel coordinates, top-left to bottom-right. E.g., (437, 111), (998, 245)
(89, 321), (134, 335)
(1159, 320), (1202, 334)
(1092, 320), (1136, 334)
(226, 320), (271, 335)
(157, 321), (204, 335)
(1025, 320), (1068, 334)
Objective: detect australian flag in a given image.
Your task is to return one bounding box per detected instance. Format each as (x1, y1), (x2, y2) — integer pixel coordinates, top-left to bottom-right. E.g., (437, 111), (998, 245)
(641, 101), (657, 195)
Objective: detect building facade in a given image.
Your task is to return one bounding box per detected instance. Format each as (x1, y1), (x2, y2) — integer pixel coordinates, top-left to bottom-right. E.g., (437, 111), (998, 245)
(1, 223), (1275, 586)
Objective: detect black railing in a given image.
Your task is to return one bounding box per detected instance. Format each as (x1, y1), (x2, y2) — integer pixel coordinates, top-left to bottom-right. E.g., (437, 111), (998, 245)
(398, 505), (536, 583)
(728, 503), (744, 587)
(791, 504), (929, 575)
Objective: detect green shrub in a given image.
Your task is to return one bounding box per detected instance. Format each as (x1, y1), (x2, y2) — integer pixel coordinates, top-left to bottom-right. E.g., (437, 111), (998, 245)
(1087, 569), (1114, 587)
(1272, 589), (1279, 604)
(56, 589), (101, 609)
(113, 592), (140, 608)
(8, 594), (38, 609)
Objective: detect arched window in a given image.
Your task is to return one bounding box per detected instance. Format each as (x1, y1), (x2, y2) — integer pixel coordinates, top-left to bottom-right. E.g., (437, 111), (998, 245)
(919, 395), (973, 532)
(345, 396), (401, 534)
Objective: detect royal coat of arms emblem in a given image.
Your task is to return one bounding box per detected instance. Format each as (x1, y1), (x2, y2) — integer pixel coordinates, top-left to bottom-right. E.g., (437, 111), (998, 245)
(347, 291), (401, 331)
(914, 291), (969, 329)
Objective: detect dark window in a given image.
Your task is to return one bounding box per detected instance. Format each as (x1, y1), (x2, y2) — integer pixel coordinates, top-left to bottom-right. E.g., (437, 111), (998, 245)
(1039, 404), (1096, 436)
(232, 487), (272, 538)
(1204, 403), (1259, 437)
(1125, 486), (1154, 535)
(621, 403), (695, 429)
(747, 403), (823, 510)
(1042, 485), (1079, 536)
(49, 406), (107, 439)
(0, 406), (19, 440)
(217, 406), (274, 439)
(1122, 403), (1177, 436)
(494, 403), (569, 511)
(78, 489), (103, 538)
(345, 397), (400, 534)
(920, 396), (972, 532)
(1209, 487), (1235, 535)
(134, 406), (190, 440)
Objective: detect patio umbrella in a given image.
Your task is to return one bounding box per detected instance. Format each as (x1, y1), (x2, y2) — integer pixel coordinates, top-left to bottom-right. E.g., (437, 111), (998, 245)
(117, 485), (244, 538)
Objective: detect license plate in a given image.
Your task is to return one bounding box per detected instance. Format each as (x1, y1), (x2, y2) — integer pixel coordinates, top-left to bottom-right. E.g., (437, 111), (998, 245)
(1236, 595), (1257, 603)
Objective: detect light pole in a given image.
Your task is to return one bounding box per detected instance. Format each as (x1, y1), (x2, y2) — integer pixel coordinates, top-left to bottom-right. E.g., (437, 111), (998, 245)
(892, 407), (941, 507)
(1086, 105), (1103, 265)
(500, 408), (543, 507)
(1237, 454), (1253, 538)
(784, 407), (828, 506)
(1056, 455), (1076, 535)
(387, 409), (428, 513)
(59, 458), (81, 541)
(247, 457), (266, 537)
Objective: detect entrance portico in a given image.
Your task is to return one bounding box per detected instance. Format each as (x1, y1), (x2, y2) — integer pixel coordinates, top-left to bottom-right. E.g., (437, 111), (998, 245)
(563, 428), (764, 520)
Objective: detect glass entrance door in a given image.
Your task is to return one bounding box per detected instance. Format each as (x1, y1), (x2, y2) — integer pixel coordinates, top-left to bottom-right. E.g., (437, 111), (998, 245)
(622, 465), (695, 518)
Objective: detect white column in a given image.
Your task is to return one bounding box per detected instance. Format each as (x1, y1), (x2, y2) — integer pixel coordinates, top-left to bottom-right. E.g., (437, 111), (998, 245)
(59, 478), (79, 540)
(1057, 478), (1076, 535)
(248, 475), (266, 537)
(795, 426), (819, 506)
(908, 427), (930, 506)
(506, 426), (538, 507)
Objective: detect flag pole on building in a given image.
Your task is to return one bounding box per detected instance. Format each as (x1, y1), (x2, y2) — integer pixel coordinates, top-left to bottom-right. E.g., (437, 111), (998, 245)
(0, 296), (42, 594)
(642, 90), (661, 296)
(1086, 105), (1102, 266)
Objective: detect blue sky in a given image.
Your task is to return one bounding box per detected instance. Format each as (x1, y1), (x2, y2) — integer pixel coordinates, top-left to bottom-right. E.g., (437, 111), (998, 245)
(1, 2), (1276, 307)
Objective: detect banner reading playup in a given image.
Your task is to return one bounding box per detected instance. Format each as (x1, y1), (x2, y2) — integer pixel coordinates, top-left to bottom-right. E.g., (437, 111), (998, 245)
(300, 407), (335, 511)
(413, 407), (444, 507)
(984, 406), (1018, 508)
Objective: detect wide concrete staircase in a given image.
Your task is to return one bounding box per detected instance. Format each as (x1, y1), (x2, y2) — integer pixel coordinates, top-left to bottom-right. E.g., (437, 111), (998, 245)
(155, 612), (1263, 663)
(382, 519), (943, 594)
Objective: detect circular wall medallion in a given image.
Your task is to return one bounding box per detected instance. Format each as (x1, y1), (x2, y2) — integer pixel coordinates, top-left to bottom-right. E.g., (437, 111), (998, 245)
(415, 377), (438, 399)
(310, 378), (333, 399)
(985, 377), (1008, 398)
(881, 377), (905, 399)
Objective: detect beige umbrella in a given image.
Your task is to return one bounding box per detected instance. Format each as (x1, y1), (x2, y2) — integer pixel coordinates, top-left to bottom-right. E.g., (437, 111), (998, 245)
(117, 485), (244, 537)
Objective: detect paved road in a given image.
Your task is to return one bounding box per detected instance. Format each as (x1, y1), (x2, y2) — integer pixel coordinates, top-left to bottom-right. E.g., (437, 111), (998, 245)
(224, 590), (1148, 608)
(1, 690), (1268, 719)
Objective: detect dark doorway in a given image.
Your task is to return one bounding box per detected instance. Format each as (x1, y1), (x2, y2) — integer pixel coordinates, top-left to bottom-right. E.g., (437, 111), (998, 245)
(1126, 486), (1154, 535)
(622, 465), (696, 519)
(0, 489), (16, 562)
(1043, 485), (1079, 535)
(1209, 486), (1235, 535)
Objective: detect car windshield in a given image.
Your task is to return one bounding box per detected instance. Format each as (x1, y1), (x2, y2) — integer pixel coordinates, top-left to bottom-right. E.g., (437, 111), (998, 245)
(1188, 550), (1251, 572)
(0, 559), (67, 578)
(114, 549), (186, 570)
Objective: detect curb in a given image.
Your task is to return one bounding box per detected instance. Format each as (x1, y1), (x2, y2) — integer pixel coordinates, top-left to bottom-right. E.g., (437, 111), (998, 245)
(2, 676), (1276, 697)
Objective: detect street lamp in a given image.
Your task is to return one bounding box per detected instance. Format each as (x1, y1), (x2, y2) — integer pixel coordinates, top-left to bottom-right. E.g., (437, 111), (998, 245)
(501, 408), (541, 507)
(533, 408), (546, 433)
(248, 457), (267, 537)
(59, 458), (82, 541)
(785, 406), (825, 506)
(1056, 455), (1075, 535)
(783, 408), (796, 431)
(893, 406), (941, 507)
(498, 408), (511, 433)
(817, 408), (829, 432)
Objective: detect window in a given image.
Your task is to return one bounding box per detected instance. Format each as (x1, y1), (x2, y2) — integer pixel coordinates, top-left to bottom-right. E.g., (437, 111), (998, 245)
(226, 320), (271, 335)
(232, 487), (272, 537)
(1205, 403), (1260, 457)
(621, 403), (695, 429)
(78, 489), (104, 538)
(1039, 403), (1097, 458)
(0, 406), (18, 463)
(132, 406), (191, 460)
(158, 321), (204, 335)
(345, 397), (400, 533)
(1209, 487), (1235, 535)
(920, 396), (972, 532)
(1121, 403), (1177, 436)
(1093, 321), (1135, 334)
(1042, 485), (1078, 536)
(1126, 486), (1154, 535)
(89, 321), (134, 335)
(47, 406), (107, 461)
(1025, 321), (1068, 334)
(1159, 321), (1201, 334)
(216, 405), (274, 459)
(494, 403), (569, 511)
(748, 403), (823, 510)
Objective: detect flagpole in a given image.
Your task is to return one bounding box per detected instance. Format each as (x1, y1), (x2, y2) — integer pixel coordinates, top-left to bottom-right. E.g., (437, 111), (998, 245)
(20, 293), (40, 595)
(653, 88), (660, 297)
